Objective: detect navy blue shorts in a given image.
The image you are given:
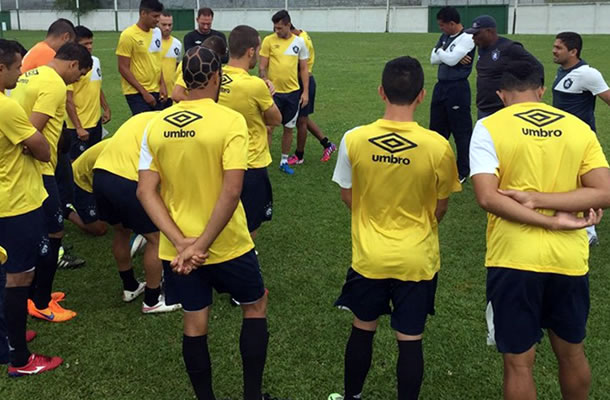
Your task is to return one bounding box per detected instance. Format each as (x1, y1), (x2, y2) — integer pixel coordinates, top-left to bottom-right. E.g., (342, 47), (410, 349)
(42, 175), (64, 234)
(298, 75), (316, 117)
(92, 169), (157, 234)
(273, 90), (300, 129)
(486, 267), (590, 354)
(125, 92), (164, 115)
(241, 168), (273, 233)
(162, 249), (264, 312)
(335, 268), (438, 336)
(74, 185), (99, 225)
(67, 119), (102, 161)
(0, 207), (47, 274)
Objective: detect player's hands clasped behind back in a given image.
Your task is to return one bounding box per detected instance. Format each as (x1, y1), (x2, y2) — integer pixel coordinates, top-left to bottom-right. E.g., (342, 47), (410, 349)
(170, 237), (209, 275)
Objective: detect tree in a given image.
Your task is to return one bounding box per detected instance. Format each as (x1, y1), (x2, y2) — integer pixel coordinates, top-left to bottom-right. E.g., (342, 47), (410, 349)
(54, 0), (101, 15)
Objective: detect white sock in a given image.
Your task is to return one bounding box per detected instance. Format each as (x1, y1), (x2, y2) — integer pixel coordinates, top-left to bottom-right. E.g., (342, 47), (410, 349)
(280, 154), (288, 165)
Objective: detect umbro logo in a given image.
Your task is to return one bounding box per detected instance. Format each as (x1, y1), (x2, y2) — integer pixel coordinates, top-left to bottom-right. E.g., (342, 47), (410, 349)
(369, 133), (417, 153)
(221, 75), (233, 85)
(164, 110), (202, 128)
(369, 133), (417, 165)
(514, 109), (565, 128)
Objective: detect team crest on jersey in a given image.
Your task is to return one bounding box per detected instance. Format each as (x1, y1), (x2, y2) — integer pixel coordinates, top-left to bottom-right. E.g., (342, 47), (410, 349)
(563, 78), (573, 89)
(292, 45), (299, 54)
(164, 110), (202, 128)
(491, 49), (500, 61)
(514, 109), (565, 128)
(155, 39), (161, 48)
(449, 44), (456, 52)
(174, 47), (180, 56)
(369, 133), (417, 154)
(97, 68), (102, 77)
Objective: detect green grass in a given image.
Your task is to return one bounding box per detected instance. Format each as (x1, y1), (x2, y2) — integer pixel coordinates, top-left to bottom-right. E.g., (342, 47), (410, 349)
(2, 30), (610, 400)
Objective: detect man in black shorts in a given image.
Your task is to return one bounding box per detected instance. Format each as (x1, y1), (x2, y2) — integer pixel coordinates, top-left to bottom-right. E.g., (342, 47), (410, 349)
(138, 46), (285, 400)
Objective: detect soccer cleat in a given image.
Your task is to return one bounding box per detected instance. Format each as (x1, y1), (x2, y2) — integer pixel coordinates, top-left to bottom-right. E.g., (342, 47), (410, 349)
(279, 163), (295, 175)
(8, 353), (63, 377)
(130, 234), (147, 258)
(49, 298), (77, 318)
(123, 282), (146, 303)
(321, 142), (337, 162)
(27, 300), (74, 322)
(25, 330), (37, 343)
(57, 253), (85, 269)
(589, 235), (600, 247)
(459, 175), (467, 184)
(286, 155), (304, 165)
(327, 395), (344, 400)
(141, 295), (182, 314)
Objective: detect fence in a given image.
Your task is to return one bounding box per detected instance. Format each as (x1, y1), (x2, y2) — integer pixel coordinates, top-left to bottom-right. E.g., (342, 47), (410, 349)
(3, 2), (610, 34)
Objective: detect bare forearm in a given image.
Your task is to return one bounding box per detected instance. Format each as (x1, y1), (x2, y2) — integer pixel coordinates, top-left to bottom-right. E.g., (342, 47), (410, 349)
(481, 192), (555, 229)
(100, 90), (110, 111)
(531, 189), (610, 212)
(66, 97), (83, 129)
(119, 64), (147, 95)
(137, 189), (185, 245)
(194, 192), (241, 252)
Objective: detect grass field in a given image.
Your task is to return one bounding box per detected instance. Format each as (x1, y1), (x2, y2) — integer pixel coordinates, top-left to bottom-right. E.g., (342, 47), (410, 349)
(2, 29), (610, 400)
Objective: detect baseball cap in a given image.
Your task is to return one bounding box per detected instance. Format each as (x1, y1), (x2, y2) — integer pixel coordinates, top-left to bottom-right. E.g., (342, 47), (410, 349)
(465, 15), (497, 34)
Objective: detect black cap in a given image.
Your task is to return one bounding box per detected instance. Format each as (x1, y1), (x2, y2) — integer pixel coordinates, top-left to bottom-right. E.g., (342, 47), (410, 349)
(465, 15), (497, 34)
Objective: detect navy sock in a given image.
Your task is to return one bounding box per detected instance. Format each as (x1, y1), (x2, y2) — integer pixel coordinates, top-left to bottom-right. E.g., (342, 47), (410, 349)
(240, 318), (269, 400)
(344, 326), (375, 399)
(119, 268), (139, 291)
(183, 335), (215, 400)
(5, 287), (31, 367)
(397, 339), (424, 400)
(33, 237), (61, 309)
(144, 286), (161, 307)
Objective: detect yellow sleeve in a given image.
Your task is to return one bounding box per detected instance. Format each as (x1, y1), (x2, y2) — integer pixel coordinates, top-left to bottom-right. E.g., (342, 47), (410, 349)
(580, 133), (610, 176)
(436, 143), (462, 199)
(116, 31), (133, 57)
(259, 37), (271, 58)
(0, 100), (37, 145)
(253, 78), (274, 112)
(32, 84), (65, 117)
(175, 62), (186, 89)
(222, 115), (249, 170)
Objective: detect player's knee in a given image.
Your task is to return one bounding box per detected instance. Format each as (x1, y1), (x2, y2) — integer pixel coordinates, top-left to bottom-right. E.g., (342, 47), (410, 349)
(241, 292), (267, 318)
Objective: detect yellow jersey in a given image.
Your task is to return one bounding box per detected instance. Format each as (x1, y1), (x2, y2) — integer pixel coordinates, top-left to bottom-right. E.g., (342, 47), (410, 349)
(94, 112), (158, 182)
(139, 98), (254, 263)
(470, 102), (610, 276)
(66, 55), (102, 129)
(298, 30), (315, 74)
(260, 33), (309, 93)
(219, 65), (275, 168)
(161, 36), (182, 95)
(332, 119), (461, 281)
(73, 139), (109, 193)
(0, 91), (47, 217)
(116, 25), (163, 95)
(0, 246), (6, 264)
(9, 66), (67, 176)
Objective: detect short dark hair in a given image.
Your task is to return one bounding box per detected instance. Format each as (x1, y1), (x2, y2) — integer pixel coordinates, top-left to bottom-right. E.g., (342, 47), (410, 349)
(437, 6), (460, 24)
(140, 0), (163, 13)
(47, 18), (75, 38)
(197, 7), (214, 18)
(74, 25), (93, 41)
(381, 56), (424, 106)
(556, 31), (582, 58)
(272, 10), (291, 25)
(202, 36), (227, 58)
(161, 10), (172, 17)
(182, 46), (221, 90)
(228, 25), (259, 58)
(500, 60), (544, 92)
(13, 40), (27, 57)
(55, 42), (93, 70)
(0, 39), (22, 68)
